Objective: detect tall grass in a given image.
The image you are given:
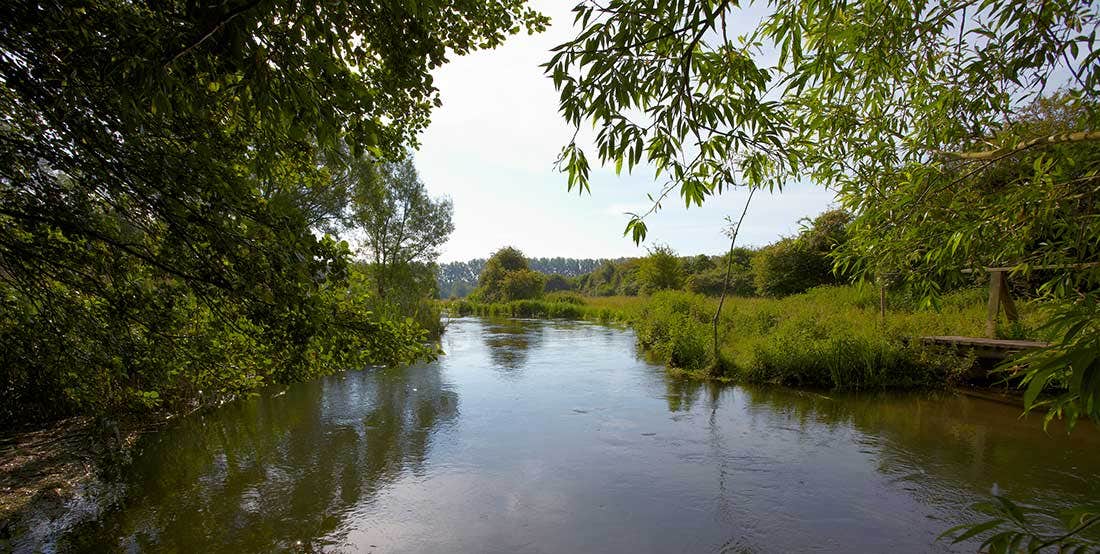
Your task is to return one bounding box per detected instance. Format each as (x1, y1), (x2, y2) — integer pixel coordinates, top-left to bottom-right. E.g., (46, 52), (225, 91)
(441, 285), (1050, 391)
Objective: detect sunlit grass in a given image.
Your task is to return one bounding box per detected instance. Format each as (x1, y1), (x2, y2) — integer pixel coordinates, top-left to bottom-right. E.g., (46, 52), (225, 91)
(441, 285), (1050, 390)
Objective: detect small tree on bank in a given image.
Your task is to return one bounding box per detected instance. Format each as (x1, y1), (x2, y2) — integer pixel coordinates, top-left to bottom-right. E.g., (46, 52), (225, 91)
(347, 156), (454, 300)
(474, 247), (545, 303)
(638, 245), (683, 294)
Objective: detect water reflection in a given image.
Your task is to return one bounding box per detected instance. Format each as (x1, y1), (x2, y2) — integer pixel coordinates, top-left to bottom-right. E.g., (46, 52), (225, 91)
(735, 386), (1100, 511)
(62, 365), (457, 552)
(49, 318), (1100, 553)
(481, 319), (542, 371)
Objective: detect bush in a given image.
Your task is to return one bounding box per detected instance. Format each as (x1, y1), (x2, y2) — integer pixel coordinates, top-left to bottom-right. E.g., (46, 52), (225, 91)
(501, 269), (545, 301)
(633, 291), (716, 372)
(752, 238), (834, 297)
(638, 245), (683, 293)
(752, 209), (852, 298)
(544, 274), (573, 292)
(685, 267), (755, 296)
(475, 247), (544, 302)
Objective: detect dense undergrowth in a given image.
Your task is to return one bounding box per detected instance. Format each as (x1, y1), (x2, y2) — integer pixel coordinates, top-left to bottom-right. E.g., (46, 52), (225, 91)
(443, 286), (1050, 391)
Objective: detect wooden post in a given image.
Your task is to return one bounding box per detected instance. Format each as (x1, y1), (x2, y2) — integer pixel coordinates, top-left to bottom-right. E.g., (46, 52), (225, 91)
(1000, 275), (1019, 324)
(879, 283), (886, 323)
(985, 269), (1004, 338)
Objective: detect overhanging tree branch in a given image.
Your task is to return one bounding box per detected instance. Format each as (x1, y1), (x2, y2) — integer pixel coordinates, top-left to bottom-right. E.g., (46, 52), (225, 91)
(941, 130), (1100, 161)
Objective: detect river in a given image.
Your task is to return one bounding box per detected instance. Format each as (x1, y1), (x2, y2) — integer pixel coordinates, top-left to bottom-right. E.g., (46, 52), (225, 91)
(48, 317), (1100, 552)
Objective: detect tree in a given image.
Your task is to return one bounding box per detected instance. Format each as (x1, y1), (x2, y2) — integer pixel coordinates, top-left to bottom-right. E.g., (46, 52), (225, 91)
(754, 209), (850, 297)
(501, 270), (547, 301)
(638, 245), (683, 294)
(474, 247), (545, 303)
(0, 1), (546, 424)
(544, 274), (574, 292)
(683, 254), (717, 276)
(347, 156), (454, 300)
(550, 2), (1099, 546)
(547, 0), (1100, 418)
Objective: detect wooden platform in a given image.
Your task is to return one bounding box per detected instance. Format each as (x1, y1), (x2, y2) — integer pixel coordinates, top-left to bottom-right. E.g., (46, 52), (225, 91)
(920, 336), (1049, 360)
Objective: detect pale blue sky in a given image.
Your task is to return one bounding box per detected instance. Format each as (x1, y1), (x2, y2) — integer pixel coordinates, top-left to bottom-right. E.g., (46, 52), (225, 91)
(415, 0), (838, 262)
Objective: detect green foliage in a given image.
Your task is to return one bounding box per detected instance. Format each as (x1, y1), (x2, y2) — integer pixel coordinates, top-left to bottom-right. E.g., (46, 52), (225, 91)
(437, 257), (611, 298)
(544, 273), (574, 293)
(474, 247), (545, 303)
(753, 239), (831, 297)
(1012, 297), (1100, 432)
(445, 297), (624, 322)
(633, 292), (716, 371)
(345, 156), (454, 301)
(501, 270), (546, 302)
(495, 286), (1006, 390)
(637, 245), (683, 294)
(351, 261), (445, 338)
(549, 0), (1100, 434)
(683, 254), (717, 275)
(544, 291), (586, 305)
(573, 259), (640, 297)
(685, 267), (755, 297)
(753, 210), (851, 297)
(941, 496), (1100, 553)
(0, 0), (543, 425)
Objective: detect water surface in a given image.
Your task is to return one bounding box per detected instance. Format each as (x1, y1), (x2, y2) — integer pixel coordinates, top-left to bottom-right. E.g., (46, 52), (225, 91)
(59, 318), (1100, 552)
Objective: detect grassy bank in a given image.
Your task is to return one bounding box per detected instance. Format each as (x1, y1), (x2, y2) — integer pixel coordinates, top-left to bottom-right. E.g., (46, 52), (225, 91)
(444, 293), (633, 322)
(443, 286), (1049, 391)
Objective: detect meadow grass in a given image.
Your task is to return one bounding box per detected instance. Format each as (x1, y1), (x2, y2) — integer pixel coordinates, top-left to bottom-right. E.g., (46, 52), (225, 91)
(441, 285), (1050, 391)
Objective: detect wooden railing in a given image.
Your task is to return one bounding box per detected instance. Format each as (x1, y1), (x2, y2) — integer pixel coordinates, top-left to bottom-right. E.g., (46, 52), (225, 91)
(963, 263), (1099, 337)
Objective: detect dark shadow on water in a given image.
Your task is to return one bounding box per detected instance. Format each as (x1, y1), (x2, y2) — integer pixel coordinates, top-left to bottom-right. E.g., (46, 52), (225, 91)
(59, 364), (458, 552)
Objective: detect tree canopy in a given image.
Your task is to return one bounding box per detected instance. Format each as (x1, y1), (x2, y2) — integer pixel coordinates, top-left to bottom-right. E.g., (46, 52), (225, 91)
(474, 247), (546, 303)
(0, 0), (546, 423)
(548, 0), (1100, 426)
(638, 245), (684, 293)
(346, 156), (453, 299)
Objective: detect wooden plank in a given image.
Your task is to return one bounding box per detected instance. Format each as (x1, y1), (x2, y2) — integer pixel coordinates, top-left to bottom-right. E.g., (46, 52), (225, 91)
(919, 335), (1049, 361)
(921, 336), (1048, 349)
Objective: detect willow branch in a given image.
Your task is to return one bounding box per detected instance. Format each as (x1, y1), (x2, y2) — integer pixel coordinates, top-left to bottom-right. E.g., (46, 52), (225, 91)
(941, 130), (1100, 161)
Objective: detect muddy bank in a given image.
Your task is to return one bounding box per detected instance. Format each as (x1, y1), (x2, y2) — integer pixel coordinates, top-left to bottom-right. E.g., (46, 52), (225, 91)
(0, 418), (146, 551)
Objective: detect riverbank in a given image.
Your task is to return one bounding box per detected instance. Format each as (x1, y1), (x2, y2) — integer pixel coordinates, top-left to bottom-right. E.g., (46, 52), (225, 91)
(444, 285), (1050, 391)
(0, 417), (152, 549)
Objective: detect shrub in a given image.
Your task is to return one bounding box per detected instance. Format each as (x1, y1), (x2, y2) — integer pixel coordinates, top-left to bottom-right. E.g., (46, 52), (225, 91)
(544, 273), (573, 292)
(638, 244), (683, 293)
(752, 209), (852, 298)
(685, 267), (755, 296)
(545, 291), (585, 304)
(475, 247), (544, 302)
(501, 269), (545, 301)
(633, 291), (716, 371)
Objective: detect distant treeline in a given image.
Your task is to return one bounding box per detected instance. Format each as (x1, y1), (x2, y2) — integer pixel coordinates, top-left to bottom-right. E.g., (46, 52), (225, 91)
(439, 209), (853, 301)
(438, 257), (623, 298)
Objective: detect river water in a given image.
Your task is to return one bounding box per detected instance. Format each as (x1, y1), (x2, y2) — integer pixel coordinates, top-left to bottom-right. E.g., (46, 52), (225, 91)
(54, 318), (1099, 552)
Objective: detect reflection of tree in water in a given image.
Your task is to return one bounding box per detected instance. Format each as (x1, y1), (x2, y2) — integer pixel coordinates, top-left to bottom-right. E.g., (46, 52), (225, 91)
(482, 319), (542, 371)
(664, 376), (710, 412)
(61, 365), (458, 552)
(737, 386), (1100, 510)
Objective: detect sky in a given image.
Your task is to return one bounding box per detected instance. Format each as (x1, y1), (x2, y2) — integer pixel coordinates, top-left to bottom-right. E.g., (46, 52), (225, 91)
(415, 0), (838, 262)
